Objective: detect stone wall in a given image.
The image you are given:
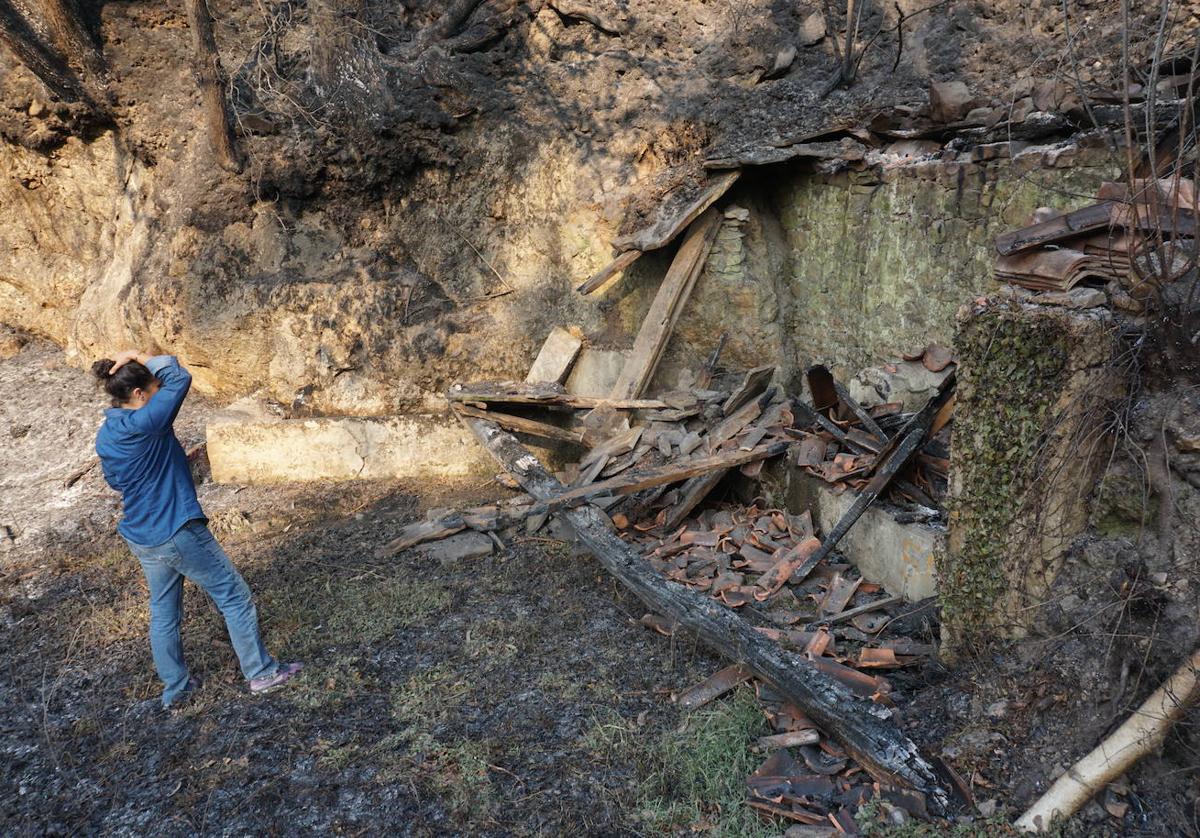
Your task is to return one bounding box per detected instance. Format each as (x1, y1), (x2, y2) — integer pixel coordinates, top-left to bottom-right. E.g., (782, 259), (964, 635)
(774, 142), (1120, 382)
(940, 298), (1126, 651)
(599, 139), (1123, 399)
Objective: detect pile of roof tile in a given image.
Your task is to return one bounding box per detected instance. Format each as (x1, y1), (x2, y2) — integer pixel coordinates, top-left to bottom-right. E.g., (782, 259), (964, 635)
(624, 498), (936, 828)
(785, 360), (953, 508)
(994, 177), (1196, 295)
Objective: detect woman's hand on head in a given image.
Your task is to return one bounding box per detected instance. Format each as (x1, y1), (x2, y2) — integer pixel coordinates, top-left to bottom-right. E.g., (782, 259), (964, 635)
(109, 349), (149, 373)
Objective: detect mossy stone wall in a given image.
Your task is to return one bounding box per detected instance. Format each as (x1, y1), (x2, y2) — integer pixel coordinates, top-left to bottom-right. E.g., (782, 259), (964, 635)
(594, 144), (1120, 397)
(941, 300), (1123, 651)
(772, 147), (1120, 381)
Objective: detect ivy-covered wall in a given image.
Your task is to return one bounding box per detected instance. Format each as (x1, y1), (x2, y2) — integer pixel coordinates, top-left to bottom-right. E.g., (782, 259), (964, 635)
(941, 299), (1125, 652)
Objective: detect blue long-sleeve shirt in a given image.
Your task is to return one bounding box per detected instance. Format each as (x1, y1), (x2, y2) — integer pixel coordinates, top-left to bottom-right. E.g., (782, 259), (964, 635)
(95, 355), (206, 547)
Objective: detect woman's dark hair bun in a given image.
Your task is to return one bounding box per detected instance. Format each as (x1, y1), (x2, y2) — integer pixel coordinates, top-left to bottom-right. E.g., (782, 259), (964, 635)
(93, 357), (155, 405)
(91, 359), (116, 380)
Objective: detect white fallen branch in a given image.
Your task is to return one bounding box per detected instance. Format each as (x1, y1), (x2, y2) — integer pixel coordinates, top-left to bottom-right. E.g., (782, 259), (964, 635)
(1017, 646), (1200, 832)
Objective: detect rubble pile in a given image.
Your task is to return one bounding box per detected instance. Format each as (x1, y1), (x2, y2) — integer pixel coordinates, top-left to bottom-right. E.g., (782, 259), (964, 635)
(436, 362), (954, 828)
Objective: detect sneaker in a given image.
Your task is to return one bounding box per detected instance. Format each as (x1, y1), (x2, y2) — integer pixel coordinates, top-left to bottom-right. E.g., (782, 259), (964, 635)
(249, 662), (304, 695)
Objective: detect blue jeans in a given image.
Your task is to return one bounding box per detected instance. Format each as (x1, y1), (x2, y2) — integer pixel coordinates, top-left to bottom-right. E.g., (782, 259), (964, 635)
(125, 520), (277, 706)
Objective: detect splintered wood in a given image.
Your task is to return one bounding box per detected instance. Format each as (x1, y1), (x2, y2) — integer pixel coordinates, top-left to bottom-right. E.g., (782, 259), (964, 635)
(787, 363), (954, 510)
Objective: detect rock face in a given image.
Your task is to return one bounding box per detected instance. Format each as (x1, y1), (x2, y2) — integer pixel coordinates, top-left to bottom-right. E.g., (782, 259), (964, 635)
(0, 0), (1151, 415)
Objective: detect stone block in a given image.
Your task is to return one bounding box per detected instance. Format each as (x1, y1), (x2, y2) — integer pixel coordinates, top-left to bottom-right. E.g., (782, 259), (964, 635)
(525, 326), (583, 384)
(929, 81), (973, 123)
(785, 468), (941, 602)
(414, 531), (494, 562)
(848, 360), (954, 412)
(564, 347), (628, 397)
(206, 413), (491, 484)
(799, 11), (826, 45)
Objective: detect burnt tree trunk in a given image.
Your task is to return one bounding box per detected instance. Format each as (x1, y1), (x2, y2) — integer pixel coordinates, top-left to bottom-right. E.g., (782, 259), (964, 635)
(185, 0), (242, 173)
(36, 0), (106, 82)
(0, 0), (89, 102)
(461, 416), (961, 817)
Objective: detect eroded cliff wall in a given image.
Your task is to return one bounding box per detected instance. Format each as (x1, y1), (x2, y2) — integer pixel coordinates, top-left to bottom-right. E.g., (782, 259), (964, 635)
(0, 0), (1170, 412)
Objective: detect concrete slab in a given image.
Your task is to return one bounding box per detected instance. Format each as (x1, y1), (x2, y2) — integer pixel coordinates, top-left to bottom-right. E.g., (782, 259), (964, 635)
(785, 468), (941, 601)
(206, 413), (491, 484)
(564, 348), (628, 397)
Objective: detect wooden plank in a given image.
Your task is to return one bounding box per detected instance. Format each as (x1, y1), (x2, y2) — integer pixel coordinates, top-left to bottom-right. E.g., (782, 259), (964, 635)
(809, 364), (887, 442)
(661, 390), (779, 531)
(806, 594), (903, 629)
(723, 364), (776, 414)
(460, 416), (959, 815)
(757, 730), (822, 749)
(579, 426), (643, 469)
(451, 404), (585, 444)
(708, 389), (772, 449)
(537, 441), (789, 513)
(613, 170), (741, 252)
(610, 208), (723, 400)
(830, 379), (888, 443)
(525, 326), (584, 384)
(663, 470), (726, 532)
(576, 249), (641, 295)
(448, 381), (668, 410)
(788, 401), (864, 449)
(806, 365), (839, 415)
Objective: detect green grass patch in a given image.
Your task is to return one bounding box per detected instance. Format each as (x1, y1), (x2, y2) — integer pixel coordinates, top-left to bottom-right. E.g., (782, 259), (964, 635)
(587, 686), (775, 836)
(285, 655), (379, 710)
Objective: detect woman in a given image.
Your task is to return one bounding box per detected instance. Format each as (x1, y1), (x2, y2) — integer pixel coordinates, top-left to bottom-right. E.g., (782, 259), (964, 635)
(93, 349), (301, 709)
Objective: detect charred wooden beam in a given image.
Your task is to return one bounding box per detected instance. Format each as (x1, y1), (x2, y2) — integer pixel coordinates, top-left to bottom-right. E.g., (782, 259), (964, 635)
(451, 404), (586, 445)
(533, 440), (788, 514)
(576, 249), (640, 295)
(461, 416), (960, 815)
(448, 381), (668, 411)
(795, 373), (957, 578)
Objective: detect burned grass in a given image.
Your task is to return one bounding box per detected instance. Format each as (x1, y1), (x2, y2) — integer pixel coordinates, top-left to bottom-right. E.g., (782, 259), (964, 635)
(0, 482), (728, 836)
